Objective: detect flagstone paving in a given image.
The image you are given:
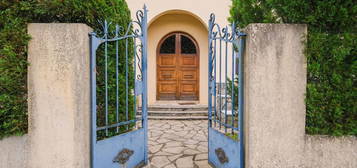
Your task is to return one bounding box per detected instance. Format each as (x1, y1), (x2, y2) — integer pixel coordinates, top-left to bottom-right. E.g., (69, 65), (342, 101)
(145, 120), (212, 168)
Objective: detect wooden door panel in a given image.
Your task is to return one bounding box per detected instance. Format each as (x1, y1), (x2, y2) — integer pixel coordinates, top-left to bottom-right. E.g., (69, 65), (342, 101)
(157, 32), (199, 100)
(158, 82), (177, 93)
(159, 55), (176, 67)
(180, 55), (197, 67)
(180, 70), (197, 81)
(158, 70), (176, 81)
(180, 82), (197, 93)
(158, 82), (177, 100)
(179, 81), (198, 100)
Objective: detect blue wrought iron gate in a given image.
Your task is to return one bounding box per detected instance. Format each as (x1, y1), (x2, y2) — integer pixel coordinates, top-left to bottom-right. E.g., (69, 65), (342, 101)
(208, 14), (246, 168)
(89, 7), (148, 168)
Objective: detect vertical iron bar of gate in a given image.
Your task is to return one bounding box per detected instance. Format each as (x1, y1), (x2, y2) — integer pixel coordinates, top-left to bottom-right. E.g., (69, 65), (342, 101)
(231, 48), (235, 133)
(115, 25), (119, 133)
(231, 23), (236, 134)
(219, 39), (222, 129)
(133, 37), (137, 129)
(104, 22), (109, 136)
(208, 20), (213, 128)
(89, 32), (99, 168)
(142, 5), (149, 164)
(238, 33), (246, 168)
(213, 39), (217, 127)
(208, 17), (213, 164)
(224, 28), (228, 134)
(125, 38), (129, 130)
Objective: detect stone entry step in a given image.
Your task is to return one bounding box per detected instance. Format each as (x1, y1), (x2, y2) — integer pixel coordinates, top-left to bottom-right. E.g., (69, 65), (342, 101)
(138, 104), (208, 120)
(139, 105), (208, 111)
(137, 111), (208, 116)
(137, 115), (208, 120)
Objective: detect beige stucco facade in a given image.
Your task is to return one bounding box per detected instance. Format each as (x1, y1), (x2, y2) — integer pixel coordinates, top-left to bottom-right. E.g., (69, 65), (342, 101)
(126, 0), (231, 105)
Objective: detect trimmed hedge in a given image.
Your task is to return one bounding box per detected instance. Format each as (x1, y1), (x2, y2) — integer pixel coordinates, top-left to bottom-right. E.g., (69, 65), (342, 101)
(230, 0), (357, 136)
(0, 0), (132, 139)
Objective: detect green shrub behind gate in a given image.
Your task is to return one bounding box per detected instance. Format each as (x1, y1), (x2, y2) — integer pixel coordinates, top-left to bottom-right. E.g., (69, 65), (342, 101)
(0, 0), (133, 139)
(230, 0), (357, 136)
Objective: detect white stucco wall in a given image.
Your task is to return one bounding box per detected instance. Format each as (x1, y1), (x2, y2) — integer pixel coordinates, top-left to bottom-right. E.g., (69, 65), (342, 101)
(0, 135), (28, 168)
(304, 135), (357, 168)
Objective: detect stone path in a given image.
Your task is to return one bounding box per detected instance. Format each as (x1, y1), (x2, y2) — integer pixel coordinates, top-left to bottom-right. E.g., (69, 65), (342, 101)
(146, 120), (212, 168)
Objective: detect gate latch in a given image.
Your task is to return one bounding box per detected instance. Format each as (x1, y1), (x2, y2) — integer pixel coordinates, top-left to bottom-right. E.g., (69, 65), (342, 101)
(113, 148), (134, 165)
(215, 148), (229, 164)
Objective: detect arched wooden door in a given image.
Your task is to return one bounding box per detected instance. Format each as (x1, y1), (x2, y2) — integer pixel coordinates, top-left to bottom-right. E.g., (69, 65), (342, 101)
(157, 32), (199, 100)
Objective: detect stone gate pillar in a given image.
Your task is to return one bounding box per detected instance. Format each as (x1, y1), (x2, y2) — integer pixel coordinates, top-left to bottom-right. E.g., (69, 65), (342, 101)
(27, 24), (92, 168)
(243, 24), (307, 168)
